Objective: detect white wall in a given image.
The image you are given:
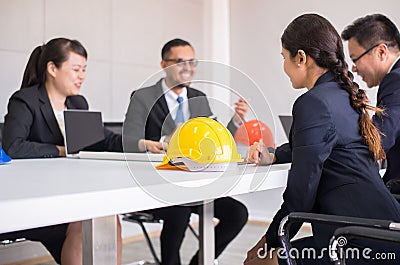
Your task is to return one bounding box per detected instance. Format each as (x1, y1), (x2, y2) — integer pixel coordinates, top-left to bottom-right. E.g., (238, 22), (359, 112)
(0, 0), (205, 123)
(229, 0), (400, 145)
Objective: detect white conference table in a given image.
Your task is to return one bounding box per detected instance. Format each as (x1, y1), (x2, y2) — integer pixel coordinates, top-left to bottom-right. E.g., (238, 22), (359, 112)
(0, 158), (290, 264)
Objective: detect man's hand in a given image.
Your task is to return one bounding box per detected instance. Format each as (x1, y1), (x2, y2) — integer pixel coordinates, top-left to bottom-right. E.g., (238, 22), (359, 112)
(246, 142), (275, 165)
(138, 139), (167, 154)
(163, 123), (183, 144)
(233, 98), (248, 125)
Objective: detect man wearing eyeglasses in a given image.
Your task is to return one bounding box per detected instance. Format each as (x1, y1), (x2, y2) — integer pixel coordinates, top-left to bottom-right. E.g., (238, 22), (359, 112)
(123, 38), (248, 265)
(342, 14), (400, 186)
(124, 38), (248, 153)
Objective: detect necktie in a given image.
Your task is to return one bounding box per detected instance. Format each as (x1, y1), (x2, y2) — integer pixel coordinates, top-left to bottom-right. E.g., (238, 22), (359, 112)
(175, 96), (185, 125)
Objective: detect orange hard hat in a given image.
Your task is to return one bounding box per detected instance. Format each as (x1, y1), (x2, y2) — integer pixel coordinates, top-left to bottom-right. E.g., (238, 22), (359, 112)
(234, 119), (275, 147)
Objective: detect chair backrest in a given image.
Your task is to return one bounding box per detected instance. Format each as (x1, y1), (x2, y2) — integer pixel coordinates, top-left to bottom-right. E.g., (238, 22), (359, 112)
(104, 122), (123, 135)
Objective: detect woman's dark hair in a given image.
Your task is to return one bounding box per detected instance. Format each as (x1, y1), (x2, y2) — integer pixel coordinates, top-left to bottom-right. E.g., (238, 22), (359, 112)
(21, 38), (87, 89)
(281, 14), (385, 161)
(341, 14), (400, 50)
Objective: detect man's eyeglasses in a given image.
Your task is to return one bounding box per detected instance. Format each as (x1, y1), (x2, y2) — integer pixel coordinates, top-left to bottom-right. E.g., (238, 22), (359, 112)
(352, 43), (382, 64)
(164, 58), (198, 67)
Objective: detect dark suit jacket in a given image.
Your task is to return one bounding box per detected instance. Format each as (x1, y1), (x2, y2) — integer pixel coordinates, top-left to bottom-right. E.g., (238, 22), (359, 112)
(3, 84), (122, 158)
(276, 60), (400, 182)
(265, 72), (400, 249)
(373, 59), (400, 183)
(123, 79), (236, 152)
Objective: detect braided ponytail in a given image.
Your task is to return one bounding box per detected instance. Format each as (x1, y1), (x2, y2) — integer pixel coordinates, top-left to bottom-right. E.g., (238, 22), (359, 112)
(360, 109), (386, 160)
(332, 44), (385, 161)
(282, 14), (386, 161)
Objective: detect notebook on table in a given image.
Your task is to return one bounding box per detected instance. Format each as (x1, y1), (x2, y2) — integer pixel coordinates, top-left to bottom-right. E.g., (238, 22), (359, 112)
(63, 109), (105, 157)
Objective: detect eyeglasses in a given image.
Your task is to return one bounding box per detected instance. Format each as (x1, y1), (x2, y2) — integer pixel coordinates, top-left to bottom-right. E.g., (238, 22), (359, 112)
(352, 43), (382, 64)
(164, 58), (198, 67)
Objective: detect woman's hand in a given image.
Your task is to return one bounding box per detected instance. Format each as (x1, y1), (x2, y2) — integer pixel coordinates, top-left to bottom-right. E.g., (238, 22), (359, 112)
(244, 235), (278, 265)
(56, 145), (66, 157)
(246, 142), (275, 165)
(244, 235), (267, 264)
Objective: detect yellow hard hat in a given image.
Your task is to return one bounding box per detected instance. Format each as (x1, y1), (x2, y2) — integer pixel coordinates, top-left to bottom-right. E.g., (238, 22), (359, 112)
(156, 117), (243, 171)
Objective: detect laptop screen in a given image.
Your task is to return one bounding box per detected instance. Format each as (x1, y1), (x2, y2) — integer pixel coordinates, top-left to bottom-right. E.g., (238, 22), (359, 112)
(278, 115), (293, 140)
(63, 110), (105, 155)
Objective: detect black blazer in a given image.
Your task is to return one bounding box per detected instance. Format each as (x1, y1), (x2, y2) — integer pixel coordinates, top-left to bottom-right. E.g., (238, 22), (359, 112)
(276, 60), (400, 181)
(3, 84), (122, 158)
(373, 59), (400, 183)
(265, 72), (400, 249)
(123, 79), (236, 152)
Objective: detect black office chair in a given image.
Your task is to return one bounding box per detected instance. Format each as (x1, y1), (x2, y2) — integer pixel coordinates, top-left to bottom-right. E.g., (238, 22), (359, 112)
(278, 212), (398, 265)
(123, 212), (199, 265)
(329, 225), (400, 264)
(104, 122), (123, 135)
(123, 213), (162, 265)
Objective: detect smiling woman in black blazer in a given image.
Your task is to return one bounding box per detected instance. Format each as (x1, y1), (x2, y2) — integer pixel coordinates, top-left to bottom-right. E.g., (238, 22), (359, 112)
(1, 38), (122, 265)
(3, 42), (121, 159)
(244, 14), (400, 265)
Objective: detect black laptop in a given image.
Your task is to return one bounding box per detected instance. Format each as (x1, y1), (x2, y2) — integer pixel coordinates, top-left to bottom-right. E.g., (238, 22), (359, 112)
(278, 115), (293, 140)
(63, 110), (105, 156)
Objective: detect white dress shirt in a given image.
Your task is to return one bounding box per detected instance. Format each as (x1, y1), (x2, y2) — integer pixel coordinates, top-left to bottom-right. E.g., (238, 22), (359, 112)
(161, 79), (191, 121)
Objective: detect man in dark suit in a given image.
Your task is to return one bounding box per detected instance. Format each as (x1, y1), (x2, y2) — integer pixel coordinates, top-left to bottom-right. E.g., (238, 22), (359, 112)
(341, 14), (400, 185)
(123, 39), (247, 153)
(123, 38), (248, 265)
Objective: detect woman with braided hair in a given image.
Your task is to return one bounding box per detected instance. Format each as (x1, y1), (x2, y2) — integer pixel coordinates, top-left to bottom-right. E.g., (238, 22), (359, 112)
(244, 14), (400, 265)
